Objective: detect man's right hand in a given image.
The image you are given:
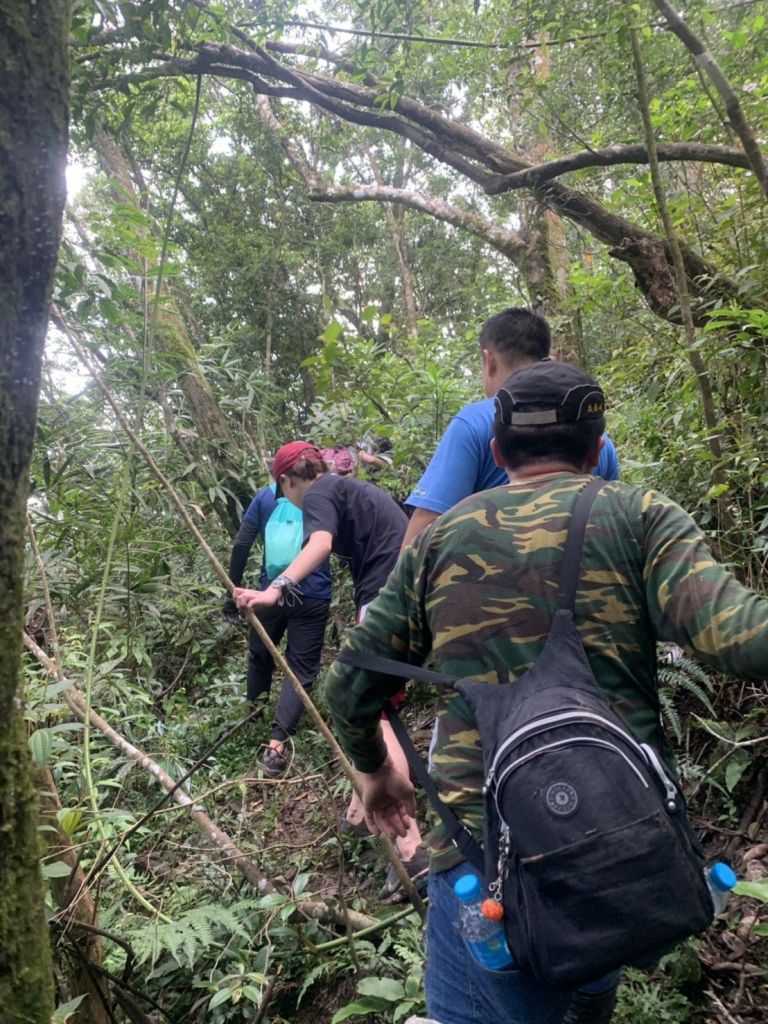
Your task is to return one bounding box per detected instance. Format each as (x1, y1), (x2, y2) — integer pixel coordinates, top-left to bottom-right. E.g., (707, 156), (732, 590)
(222, 595), (241, 625)
(359, 756), (417, 839)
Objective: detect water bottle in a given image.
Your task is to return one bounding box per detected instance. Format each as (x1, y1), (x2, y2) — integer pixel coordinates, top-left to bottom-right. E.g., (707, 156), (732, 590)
(706, 861), (737, 916)
(454, 874), (513, 970)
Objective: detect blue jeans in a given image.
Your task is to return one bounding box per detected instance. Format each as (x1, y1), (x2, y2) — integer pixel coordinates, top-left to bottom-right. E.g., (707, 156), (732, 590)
(425, 865), (575, 1024)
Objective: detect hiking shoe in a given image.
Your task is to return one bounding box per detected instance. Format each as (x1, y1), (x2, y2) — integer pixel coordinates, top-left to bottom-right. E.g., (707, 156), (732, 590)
(338, 814), (372, 839)
(378, 844), (429, 899)
(262, 746), (289, 778)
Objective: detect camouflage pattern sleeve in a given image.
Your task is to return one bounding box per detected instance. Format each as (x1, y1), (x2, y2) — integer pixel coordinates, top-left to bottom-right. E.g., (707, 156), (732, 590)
(323, 538), (432, 773)
(642, 490), (768, 676)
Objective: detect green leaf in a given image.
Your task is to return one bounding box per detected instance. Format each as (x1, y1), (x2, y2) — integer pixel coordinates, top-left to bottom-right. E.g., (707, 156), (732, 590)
(361, 305), (378, 322)
(404, 971), (421, 998)
(57, 808), (83, 837)
(293, 871), (310, 896)
(734, 877), (768, 903)
(53, 995), (87, 1023)
(208, 987), (232, 1009)
(357, 977), (405, 1001)
(322, 321), (342, 343)
(725, 757), (749, 793)
(705, 482), (729, 500)
(330, 999), (387, 1023)
(43, 860), (73, 879)
(29, 728), (53, 769)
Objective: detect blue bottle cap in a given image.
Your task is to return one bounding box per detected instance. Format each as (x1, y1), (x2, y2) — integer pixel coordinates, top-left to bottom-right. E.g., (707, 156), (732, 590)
(454, 874), (482, 902)
(710, 862), (737, 892)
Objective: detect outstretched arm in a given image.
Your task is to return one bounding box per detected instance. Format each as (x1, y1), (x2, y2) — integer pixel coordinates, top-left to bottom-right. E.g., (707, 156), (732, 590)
(235, 531), (333, 609)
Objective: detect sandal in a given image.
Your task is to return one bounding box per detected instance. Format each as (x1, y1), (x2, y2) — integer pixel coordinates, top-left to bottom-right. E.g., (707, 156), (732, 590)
(262, 746), (289, 778)
(338, 814), (372, 839)
(378, 844), (429, 899)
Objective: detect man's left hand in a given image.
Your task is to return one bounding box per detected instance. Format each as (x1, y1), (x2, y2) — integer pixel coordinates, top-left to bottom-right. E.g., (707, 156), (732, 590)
(359, 757), (416, 839)
(234, 586), (280, 611)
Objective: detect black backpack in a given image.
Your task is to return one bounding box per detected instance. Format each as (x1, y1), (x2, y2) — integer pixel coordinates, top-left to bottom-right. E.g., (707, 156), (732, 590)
(338, 478), (714, 989)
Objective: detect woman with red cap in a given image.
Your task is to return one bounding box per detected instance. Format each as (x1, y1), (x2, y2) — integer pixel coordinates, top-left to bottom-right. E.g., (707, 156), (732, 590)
(234, 441), (427, 896)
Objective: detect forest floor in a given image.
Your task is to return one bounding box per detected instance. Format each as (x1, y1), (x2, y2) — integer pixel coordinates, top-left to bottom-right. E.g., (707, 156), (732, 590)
(128, 623), (767, 1024)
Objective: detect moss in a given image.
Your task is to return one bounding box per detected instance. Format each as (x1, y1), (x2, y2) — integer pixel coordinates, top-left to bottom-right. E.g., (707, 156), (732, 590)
(0, 0), (71, 1018)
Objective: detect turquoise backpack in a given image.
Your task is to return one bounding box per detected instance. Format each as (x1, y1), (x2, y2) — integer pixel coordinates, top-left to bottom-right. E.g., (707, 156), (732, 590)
(264, 484), (304, 581)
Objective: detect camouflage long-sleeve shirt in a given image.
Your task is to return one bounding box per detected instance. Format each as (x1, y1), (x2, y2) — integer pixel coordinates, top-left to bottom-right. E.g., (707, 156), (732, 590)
(324, 472), (768, 872)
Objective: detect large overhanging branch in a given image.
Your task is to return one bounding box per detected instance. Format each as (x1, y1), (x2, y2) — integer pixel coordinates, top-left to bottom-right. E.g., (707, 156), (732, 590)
(485, 142), (752, 193)
(88, 41), (747, 320)
(308, 184), (527, 261)
(254, 94), (527, 263)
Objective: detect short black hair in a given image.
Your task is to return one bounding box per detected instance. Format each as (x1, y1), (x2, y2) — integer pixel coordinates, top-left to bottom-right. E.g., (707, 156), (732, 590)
(479, 308), (551, 364)
(494, 410), (605, 471)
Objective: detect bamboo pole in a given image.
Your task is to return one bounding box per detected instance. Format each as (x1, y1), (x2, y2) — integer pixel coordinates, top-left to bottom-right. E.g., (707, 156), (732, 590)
(55, 309), (426, 917)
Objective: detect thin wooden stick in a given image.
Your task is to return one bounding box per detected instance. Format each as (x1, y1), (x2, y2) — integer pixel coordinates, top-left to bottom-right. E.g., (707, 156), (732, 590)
(23, 633), (377, 932)
(50, 309), (426, 917)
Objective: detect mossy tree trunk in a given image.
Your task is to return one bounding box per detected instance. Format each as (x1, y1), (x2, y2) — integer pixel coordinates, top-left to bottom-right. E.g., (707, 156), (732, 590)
(0, 2), (70, 1021)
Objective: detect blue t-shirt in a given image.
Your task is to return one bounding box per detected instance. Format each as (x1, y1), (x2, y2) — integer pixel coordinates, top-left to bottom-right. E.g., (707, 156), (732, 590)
(243, 486), (332, 601)
(406, 397), (620, 515)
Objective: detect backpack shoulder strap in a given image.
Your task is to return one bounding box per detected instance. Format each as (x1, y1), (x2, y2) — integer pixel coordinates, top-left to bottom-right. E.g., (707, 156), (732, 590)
(335, 652), (485, 869)
(387, 708), (485, 872)
(335, 648), (455, 687)
(556, 478), (605, 612)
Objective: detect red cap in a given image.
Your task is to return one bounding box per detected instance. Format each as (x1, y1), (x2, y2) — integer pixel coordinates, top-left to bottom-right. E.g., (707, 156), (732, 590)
(272, 441), (322, 482)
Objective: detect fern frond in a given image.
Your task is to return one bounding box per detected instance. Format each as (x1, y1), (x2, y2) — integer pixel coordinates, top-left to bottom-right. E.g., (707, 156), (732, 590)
(297, 962), (331, 1005)
(658, 691), (682, 744)
(675, 677), (715, 714)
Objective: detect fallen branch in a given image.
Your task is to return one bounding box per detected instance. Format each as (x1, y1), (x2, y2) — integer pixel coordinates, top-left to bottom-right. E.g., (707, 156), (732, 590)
(24, 634), (377, 933)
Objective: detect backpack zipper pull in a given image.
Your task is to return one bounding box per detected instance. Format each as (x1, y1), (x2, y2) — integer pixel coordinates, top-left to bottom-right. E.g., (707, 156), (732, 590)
(488, 824), (510, 911)
(641, 743), (678, 811)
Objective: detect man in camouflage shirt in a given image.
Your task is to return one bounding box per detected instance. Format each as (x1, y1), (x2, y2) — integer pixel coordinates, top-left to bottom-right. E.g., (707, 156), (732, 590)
(324, 361), (768, 1024)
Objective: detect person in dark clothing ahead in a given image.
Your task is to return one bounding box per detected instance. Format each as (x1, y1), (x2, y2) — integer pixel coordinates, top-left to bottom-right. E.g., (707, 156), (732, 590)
(223, 477), (332, 778)
(234, 441), (428, 895)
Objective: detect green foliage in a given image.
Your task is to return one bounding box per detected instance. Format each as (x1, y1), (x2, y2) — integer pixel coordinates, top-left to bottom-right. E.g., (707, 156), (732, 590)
(331, 971), (424, 1023)
(23, 1), (768, 1019)
(657, 651), (715, 744)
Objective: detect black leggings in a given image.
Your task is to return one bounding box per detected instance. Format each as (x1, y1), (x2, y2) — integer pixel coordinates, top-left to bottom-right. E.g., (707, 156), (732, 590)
(247, 597), (330, 742)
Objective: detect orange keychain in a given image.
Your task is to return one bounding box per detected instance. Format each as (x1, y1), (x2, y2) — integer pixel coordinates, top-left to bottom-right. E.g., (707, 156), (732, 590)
(481, 899), (504, 922)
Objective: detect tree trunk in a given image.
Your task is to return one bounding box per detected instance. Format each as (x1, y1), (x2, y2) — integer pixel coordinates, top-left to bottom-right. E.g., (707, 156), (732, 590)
(39, 771), (111, 1024)
(0, 1), (70, 1020)
(508, 37), (583, 362)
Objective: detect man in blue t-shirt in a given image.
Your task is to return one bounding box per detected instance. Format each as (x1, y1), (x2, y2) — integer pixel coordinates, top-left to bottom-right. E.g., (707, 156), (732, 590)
(401, 308), (619, 548)
(223, 483), (332, 777)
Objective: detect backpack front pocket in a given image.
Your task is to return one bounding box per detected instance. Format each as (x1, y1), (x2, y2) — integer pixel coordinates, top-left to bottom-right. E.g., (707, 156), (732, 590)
(504, 809), (708, 987)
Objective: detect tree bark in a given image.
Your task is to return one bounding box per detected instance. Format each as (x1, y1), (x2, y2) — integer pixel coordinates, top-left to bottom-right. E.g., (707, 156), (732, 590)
(0, 1), (70, 1020)
(115, 41), (757, 325)
(39, 770), (111, 1024)
(364, 145), (420, 337)
(508, 36), (583, 362)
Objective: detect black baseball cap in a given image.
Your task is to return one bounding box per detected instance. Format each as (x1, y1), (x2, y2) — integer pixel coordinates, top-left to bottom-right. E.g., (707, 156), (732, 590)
(494, 360), (605, 427)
